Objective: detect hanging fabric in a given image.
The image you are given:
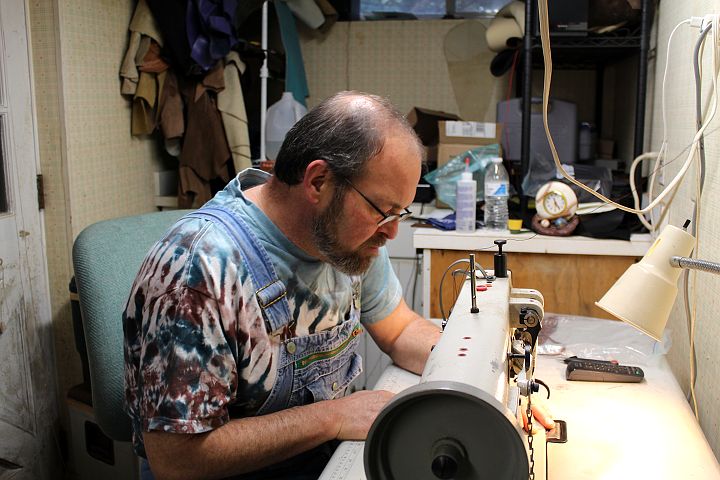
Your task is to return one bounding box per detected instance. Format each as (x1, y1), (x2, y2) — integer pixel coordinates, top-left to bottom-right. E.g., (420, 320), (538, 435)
(218, 51), (252, 173)
(187, 0), (241, 71)
(178, 64), (231, 207)
(120, 0), (164, 95)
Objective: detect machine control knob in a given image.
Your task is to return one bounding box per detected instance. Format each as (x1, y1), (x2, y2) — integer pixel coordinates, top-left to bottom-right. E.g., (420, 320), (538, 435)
(431, 439), (466, 479)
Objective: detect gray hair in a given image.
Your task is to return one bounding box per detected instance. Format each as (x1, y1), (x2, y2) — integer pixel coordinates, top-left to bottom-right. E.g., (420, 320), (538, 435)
(273, 91), (424, 185)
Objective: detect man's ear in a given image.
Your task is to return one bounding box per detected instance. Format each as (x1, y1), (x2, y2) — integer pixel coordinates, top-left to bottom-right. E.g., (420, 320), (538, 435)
(302, 159), (333, 205)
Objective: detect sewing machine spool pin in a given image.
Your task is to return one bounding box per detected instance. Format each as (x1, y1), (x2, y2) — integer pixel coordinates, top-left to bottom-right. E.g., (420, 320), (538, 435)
(494, 240), (508, 278)
(469, 254), (479, 313)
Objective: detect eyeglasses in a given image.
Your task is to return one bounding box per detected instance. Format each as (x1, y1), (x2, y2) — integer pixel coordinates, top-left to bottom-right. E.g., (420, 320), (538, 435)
(344, 179), (413, 227)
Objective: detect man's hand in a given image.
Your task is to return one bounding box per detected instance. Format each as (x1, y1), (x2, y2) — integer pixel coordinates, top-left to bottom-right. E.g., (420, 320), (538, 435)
(330, 389), (395, 440)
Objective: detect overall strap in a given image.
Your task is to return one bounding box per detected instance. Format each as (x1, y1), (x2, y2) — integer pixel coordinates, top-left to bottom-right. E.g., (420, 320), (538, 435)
(184, 205), (291, 332)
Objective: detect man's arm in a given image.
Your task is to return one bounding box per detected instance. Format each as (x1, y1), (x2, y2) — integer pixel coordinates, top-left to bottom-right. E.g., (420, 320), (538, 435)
(364, 299), (441, 375)
(144, 389), (394, 480)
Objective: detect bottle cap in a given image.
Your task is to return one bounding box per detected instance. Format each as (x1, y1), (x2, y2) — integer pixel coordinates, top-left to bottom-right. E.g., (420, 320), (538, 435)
(491, 157), (503, 163)
(461, 157), (473, 180)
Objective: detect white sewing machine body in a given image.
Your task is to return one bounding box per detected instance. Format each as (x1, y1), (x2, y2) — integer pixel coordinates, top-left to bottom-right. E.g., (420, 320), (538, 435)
(321, 263), (720, 480)
(322, 267), (552, 480)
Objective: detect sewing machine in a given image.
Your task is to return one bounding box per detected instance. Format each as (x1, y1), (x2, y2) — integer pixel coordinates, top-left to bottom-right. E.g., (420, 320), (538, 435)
(320, 242), (720, 479)
(322, 248), (561, 480)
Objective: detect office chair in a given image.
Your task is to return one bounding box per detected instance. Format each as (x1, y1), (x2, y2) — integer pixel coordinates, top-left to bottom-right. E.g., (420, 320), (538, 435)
(72, 210), (190, 441)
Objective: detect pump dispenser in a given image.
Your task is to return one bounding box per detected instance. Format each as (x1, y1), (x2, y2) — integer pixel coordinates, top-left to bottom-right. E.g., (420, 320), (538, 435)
(455, 157), (477, 233)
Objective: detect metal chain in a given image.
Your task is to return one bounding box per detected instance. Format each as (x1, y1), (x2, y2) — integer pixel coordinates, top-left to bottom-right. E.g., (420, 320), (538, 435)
(527, 393), (535, 480)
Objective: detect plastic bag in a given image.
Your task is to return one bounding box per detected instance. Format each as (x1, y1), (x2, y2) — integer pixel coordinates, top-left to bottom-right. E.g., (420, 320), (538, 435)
(423, 144), (500, 210)
(521, 150), (557, 197)
(536, 313), (671, 367)
(522, 156), (613, 201)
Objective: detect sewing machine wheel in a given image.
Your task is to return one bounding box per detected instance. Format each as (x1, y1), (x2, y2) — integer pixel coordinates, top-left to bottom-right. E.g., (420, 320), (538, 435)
(364, 380), (528, 480)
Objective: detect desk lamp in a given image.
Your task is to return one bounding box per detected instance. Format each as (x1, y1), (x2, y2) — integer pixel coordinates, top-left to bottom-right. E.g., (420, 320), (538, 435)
(595, 222), (720, 341)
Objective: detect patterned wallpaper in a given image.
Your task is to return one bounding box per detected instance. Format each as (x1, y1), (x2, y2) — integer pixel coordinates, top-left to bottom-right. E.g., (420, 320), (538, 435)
(301, 19), (499, 117)
(652, 0), (720, 459)
(57, 0), (164, 238)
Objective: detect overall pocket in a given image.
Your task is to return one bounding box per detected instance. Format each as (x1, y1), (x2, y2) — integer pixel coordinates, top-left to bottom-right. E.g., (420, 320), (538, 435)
(304, 351), (363, 401)
(290, 324), (364, 404)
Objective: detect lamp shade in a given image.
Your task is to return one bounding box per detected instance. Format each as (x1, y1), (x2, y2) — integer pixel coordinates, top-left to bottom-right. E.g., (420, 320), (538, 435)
(596, 225), (695, 341)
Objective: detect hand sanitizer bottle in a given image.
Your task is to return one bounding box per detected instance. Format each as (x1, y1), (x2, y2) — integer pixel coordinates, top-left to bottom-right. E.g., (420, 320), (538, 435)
(456, 157), (477, 233)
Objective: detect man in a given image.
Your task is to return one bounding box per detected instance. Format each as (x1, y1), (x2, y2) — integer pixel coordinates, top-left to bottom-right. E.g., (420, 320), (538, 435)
(123, 91), (442, 479)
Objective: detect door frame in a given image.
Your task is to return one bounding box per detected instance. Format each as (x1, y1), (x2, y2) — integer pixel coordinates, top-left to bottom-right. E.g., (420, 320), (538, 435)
(0, 0), (59, 477)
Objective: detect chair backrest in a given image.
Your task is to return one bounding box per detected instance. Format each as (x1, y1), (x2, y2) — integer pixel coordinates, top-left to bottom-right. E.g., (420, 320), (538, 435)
(72, 210), (190, 441)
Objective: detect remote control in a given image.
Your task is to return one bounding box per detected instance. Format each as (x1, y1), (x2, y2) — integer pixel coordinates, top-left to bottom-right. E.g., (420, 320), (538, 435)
(566, 360), (644, 383)
(563, 355), (617, 365)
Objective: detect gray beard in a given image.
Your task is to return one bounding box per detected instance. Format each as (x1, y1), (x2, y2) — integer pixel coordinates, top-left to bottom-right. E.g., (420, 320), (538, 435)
(311, 194), (383, 275)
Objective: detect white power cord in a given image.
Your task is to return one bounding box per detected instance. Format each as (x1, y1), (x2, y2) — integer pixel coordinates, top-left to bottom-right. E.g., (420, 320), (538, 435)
(536, 0), (719, 221)
(536, 2), (720, 422)
(636, 18), (692, 231)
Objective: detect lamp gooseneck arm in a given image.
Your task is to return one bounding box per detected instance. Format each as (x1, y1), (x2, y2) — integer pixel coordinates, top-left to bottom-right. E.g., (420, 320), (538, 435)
(670, 256), (720, 275)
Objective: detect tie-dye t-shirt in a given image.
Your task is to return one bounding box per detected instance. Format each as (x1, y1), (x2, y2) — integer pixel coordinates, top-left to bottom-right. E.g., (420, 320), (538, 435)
(122, 177), (402, 456)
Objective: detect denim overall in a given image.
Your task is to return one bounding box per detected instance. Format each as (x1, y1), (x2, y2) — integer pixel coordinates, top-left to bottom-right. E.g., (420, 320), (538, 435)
(142, 170), (363, 479)
(187, 204), (364, 412)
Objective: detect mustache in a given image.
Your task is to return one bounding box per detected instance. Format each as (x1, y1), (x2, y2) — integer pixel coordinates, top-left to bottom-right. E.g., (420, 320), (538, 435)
(365, 236), (387, 248)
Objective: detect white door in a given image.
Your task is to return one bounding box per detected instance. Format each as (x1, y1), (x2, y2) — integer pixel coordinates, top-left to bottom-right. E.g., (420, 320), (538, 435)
(0, 1), (59, 479)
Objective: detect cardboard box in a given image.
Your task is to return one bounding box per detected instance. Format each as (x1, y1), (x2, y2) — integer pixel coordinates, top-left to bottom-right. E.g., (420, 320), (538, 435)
(406, 108), (461, 147)
(437, 121), (502, 168)
(435, 121), (502, 208)
(438, 120), (500, 145)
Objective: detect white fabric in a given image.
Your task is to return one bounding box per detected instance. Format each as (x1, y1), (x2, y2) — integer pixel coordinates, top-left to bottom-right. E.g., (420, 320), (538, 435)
(218, 51), (252, 173)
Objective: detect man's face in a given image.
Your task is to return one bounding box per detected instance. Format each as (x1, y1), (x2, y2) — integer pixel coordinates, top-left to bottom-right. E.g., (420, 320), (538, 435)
(311, 131), (421, 275)
(311, 187), (389, 275)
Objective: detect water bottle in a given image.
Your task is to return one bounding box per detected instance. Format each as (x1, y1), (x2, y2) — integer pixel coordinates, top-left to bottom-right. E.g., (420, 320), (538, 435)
(265, 92), (307, 161)
(484, 157), (509, 230)
(455, 158), (477, 233)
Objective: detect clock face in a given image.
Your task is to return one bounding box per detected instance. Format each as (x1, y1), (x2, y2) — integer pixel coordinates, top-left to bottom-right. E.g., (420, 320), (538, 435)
(535, 181), (578, 219)
(542, 191), (568, 216)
